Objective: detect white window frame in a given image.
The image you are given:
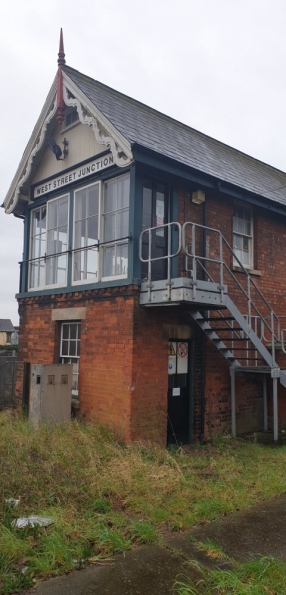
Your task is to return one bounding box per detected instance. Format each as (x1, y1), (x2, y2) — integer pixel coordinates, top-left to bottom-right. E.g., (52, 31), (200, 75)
(72, 181), (101, 286)
(28, 193), (70, 291)
(101, 174), (130, 282)
(61, 107), (80, 132)
(60, 322), (81, 396)
(72, 173), (130, 285)
(233, 203), (253, 269)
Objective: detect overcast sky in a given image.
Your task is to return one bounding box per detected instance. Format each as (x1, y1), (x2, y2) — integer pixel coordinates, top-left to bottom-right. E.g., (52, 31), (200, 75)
(0, 0), (285, 325)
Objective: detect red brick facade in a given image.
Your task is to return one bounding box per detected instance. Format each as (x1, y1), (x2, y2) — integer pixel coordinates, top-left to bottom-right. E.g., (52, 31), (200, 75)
(14, 170), (286, 444)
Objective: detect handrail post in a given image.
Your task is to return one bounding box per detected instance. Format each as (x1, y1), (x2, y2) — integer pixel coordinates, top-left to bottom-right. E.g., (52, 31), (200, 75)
(247, 276), (252, 329)
(271, 311), (275, 365)
(167, 223), (172, 300)
(219, 233), (224, 300)
(192, 224), (197, 300)
(147, 228), (152, 302)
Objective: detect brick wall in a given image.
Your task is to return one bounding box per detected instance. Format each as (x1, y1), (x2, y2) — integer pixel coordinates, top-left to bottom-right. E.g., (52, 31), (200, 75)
(177, 183), (286, 434)
(15, 181), (286, 443)
(17, 287), (137, 441)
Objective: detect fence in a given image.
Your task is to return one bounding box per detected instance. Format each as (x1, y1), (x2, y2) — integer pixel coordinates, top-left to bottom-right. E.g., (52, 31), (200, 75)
(0, 353), (17, 409)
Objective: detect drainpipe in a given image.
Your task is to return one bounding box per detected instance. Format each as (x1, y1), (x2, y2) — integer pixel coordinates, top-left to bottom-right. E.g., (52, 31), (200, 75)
(199, 198), (207, 444)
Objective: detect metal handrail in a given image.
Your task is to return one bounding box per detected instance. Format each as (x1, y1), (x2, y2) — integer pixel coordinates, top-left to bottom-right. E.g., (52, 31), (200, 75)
(139, 220), (282, 366)
(182, 221), (280, 365)
(139, 222), (181, 302)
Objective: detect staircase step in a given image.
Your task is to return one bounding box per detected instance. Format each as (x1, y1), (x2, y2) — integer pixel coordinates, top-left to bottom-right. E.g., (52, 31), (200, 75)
(203, 316), (236, 322)
(236, 357), (264, 361)
(207, 326), (243, 332)
(218, 337), (250, 342)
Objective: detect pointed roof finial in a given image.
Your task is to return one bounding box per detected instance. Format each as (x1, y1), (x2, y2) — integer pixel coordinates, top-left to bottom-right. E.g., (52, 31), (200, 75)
(56, 28), (65, 125)
(58, 28), (65, 66)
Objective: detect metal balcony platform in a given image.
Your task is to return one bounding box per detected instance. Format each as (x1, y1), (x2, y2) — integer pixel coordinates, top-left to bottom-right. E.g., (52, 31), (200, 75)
(139, 277), (228, 307)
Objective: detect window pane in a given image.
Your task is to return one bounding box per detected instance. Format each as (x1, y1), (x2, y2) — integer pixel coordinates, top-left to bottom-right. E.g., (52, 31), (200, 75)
(116, 243), (128, 276)
(73, 252), (81, 281)
(69, 324), (77, 340)
(58, 197), (68, 227)
(61, 340), (68, 356)
(117, 176), (130, 208)
(48, 201), (58, 229)
(234, 234), (243, 250)
(46, 256), (56, 285)
(57, 254), (67, 284)
(32, 210), (41, 235)
(142, 187), (152, 230)
(62, 325), (69, 340)
(156, 195), (165, 236)
(69, 341), (76, 356)
(104, 179), (117, 212)
(88, 185), (99, 216)
(47, 229), (57, 256)
(74, 220), (83, 250)
(29, 263), (37, 288)
(87, 216), (98, 244)
(104, 213), (116, 242)
(75, 191), (86, 221)
(40, 234), (46, 257)
(102, 245), (115, 277)
(41, 208), (47, 231)
(86, 249), (98, 278)
(58, 225), (68, 252)
(117, 209), (129, 238)
(31, 236), (40, 259)
(39, 263), (45, 287)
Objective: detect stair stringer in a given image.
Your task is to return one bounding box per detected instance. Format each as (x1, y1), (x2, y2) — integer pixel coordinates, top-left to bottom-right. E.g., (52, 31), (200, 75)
(189, 310), (240, 367)
(190, 295), (286, 390)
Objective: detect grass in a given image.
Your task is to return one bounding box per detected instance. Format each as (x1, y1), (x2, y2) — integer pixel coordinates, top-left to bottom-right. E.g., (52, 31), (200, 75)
(174, 557), (286, 594)
(1, 411), (286, 592)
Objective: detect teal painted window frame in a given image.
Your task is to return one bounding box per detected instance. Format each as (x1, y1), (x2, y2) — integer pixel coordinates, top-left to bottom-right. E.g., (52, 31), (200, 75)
(19, 168), (134, 296)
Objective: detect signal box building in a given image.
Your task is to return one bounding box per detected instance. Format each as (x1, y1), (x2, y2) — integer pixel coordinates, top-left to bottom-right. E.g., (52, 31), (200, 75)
(4, 33), (286, 444)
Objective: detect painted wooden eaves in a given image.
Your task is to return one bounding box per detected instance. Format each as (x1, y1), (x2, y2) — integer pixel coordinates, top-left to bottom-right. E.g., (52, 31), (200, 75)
(3, 72), (133, 216)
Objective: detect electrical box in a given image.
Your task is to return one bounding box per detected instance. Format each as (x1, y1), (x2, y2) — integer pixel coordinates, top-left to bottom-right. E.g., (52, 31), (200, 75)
(29, 364), (72, 427)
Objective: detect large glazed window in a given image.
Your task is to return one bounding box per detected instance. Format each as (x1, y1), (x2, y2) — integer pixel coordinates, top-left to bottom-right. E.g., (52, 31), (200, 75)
(102, 174), (130, 279)
(29, 195), (69, 289)
(28, 173), (130, 292)
(73, 183), (99, 283)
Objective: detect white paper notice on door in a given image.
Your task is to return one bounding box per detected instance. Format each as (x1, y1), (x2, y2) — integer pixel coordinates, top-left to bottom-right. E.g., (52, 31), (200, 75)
(172, 387), (180, 396)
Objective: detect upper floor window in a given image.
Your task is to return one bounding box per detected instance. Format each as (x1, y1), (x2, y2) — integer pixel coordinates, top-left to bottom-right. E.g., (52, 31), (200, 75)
(73, 174), (129, 283)
(28, 173), (130, 291)
(29, 195), (69, 290)
(102, 175), (129, 279)
(233, 204), (253, 268)
(73, 183), (99, 282)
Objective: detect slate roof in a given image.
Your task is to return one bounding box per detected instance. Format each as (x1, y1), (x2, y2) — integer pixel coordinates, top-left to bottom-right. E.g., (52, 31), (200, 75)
(65, 65), (286, 208)
(0, 319), (15, 333)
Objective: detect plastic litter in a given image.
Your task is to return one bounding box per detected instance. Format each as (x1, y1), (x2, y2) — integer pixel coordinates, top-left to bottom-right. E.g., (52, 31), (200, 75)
(12, 516), (54, 528)
(5, 498), (20, 507)
(21, 566), (29, 575)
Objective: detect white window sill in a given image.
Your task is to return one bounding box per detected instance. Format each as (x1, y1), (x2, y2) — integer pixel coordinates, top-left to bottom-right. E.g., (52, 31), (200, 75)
(232, 266), (261, 276)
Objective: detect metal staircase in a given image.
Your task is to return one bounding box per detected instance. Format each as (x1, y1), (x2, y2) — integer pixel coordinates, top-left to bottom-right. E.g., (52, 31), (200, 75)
(139, 220), (286, 440)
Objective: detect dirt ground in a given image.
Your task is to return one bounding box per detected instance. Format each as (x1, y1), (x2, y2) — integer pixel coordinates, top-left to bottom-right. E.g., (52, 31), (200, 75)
(24, 494), (286, 595)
